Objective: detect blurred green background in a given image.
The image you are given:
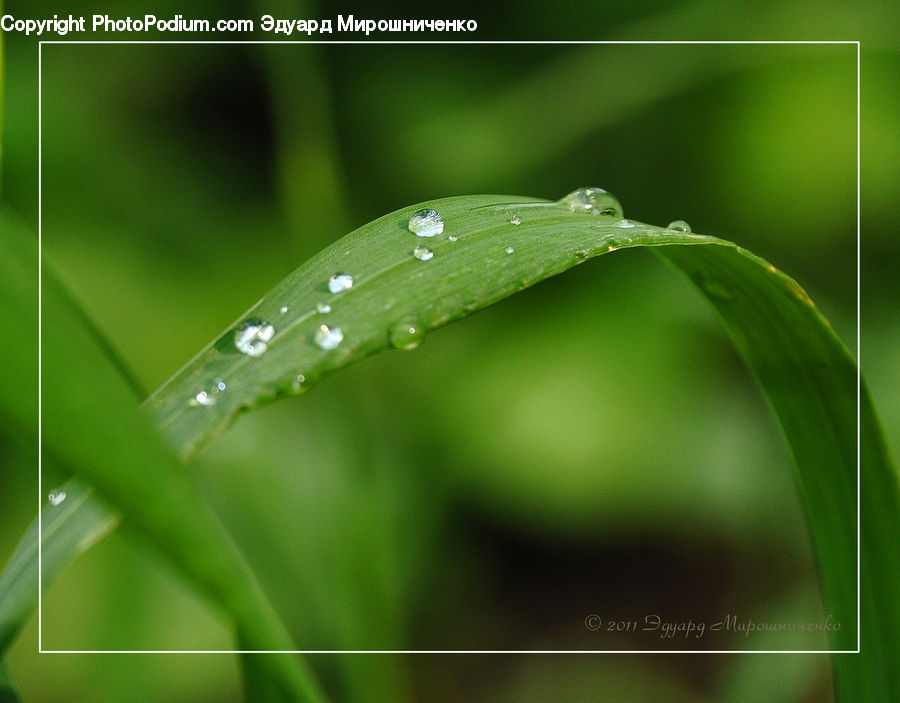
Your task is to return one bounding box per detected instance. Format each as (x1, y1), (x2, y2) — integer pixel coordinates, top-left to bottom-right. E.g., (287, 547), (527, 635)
(2, 0), (897, 701)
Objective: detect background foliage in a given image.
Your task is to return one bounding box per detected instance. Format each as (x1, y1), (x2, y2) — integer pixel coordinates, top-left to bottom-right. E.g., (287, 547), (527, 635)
(2, 0), (897, 701)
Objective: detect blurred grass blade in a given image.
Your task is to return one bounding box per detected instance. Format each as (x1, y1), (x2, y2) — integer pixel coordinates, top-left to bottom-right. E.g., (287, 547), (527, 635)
(0, 212), (327, 703)
(0, 478), (116, 654)
(41, 245), (327, 702)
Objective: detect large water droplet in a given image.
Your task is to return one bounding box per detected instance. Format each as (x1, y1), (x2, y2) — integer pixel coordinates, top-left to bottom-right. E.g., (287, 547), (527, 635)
(234, 319), (275, 357)
(328, 273), (354, 294)
(48, 489), (67, 506)
(314, 324), (344, 350)
(389, 317), (426, 350)
(413, 247), (434, 261)
(408, 209), (444, 237)
(559, 187), (623, 218)
(667, 220), (692, 233)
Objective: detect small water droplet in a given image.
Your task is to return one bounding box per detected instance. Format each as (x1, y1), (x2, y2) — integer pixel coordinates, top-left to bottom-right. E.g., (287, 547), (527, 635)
(505, 246), (515, 254)
(408, 209), (444, 237)
(314, 324), (344, 350)
(448, 235), (459, 242)
(292, 373), (307, 391)
(194, 390), (215, 406)
(389, 317), (426, 350)
(316, 302), (332, 314)
(279, 305), (289, 314)
(234, 319), (275, 357)
(614, 219), (636, 228)
(191, 378), (227, 407)
(328, 273), (354, 294)
(558, 187), (623, 218)
(413, 247), (434, 261)
(48, 490), (67, 506)
(509, 215), (522, 225)
(667, 220), (692, 233)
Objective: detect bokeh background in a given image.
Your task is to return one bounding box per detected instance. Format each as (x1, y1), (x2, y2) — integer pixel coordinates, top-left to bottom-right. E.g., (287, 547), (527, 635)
(2, 1), (897, 701)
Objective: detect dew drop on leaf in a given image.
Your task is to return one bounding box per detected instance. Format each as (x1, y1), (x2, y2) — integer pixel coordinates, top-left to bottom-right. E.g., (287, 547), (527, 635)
(314, 324), (344, 350)
(614, 219), (636, 228)
(389, 317), (426, 350)
(509, 215), (522, 225)
(194, 390), (215, 406)
(48, 490), (67, 506)
(191, 377), (226, 407)
(408, 209), (444, 237)
(316, 302), (332, 314)
(667, 220), (692, 233)
(328, 273), (354, 294)
(505, 246), (515, 254)
(413, 247), (434, 261)
(234, 319), (275, 357)
(558, 187), (623, 218)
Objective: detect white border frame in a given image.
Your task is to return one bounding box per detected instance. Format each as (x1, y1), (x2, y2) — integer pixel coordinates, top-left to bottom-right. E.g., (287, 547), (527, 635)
(37, 39), (861, 655)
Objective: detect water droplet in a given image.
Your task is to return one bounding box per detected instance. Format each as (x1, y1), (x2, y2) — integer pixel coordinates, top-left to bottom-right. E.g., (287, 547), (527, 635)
(234, 319), (275, 357)
(505, 246), (515, 254)
(292, 373), (307, 391)
(558, 187), (623, 218)
(408, 209), (444, 237)
(328, 273), (354, 294)
(314, 324), (344, 350)
(48, 490), (67, 506)
(614, 219), (636, 228)
(191, 378), (227, 407)
(194, 390), (215, 406)
(448, 235), (459, 242)
(667, 220), (692, 233)
(389, 317), (426, 350)
(316, 302), (332, 314)
(279, 305), (289, 314)
(413, 247), (434, 261)
(509, 215), (522, 225)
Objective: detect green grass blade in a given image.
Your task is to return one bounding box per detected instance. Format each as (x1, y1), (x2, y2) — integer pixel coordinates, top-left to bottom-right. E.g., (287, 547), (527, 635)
(0, 478), (116, 654)
(0, 212), (327, 702)
(142, 190), (894, 699)
(2, 192), (895, 702)
(41, 257), (326, 702)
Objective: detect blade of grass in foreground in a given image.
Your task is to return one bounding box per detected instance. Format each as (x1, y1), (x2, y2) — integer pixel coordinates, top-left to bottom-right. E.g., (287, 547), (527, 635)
(138, 189), (900, 701)
(0, 212), (327, 703)
(1, 191), (896, 702)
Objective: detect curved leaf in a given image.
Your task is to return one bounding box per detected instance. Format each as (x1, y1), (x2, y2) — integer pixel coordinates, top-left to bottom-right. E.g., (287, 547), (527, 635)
(2, 193), (895, 703)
